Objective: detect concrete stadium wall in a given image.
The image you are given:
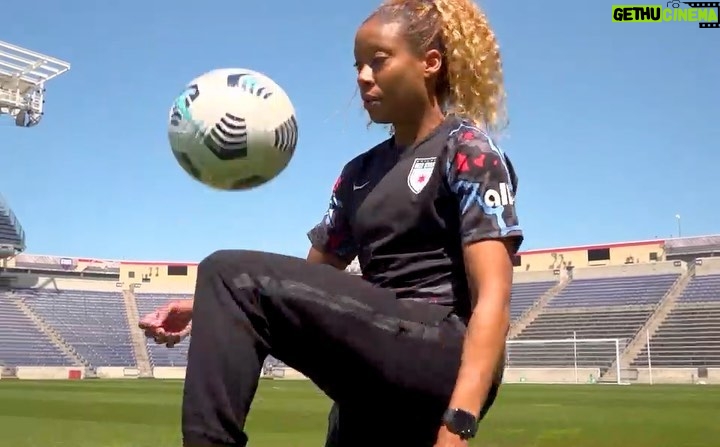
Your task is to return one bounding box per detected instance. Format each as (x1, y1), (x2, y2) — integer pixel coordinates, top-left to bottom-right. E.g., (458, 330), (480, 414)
(268, 367), (309, 380)
(513, 270), (561, 283)
(694, 257), (720, 275)
(633, 368), (720, 384)
(503, 368), (601, 384)
(571, 260), (685, 280)
(45, 276), (119, 291)
(9, 366), (720, 385)
(95, 367), (140, 379)
(503, 367), (720, 385)
(504, 367), (720, 385)
(16, 366), (85, 380)
(132, 283), (195, 294)
(4, 273), (119, 291)
(153, 367), (186, 379)
(149, 367), (310, 381)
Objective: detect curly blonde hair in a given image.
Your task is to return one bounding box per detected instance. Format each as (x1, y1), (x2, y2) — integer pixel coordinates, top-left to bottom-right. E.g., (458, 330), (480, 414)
(373, 0), (507, 131)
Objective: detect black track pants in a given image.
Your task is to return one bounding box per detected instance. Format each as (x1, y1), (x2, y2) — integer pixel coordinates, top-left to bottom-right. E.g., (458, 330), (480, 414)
(181, 250), (500, 447)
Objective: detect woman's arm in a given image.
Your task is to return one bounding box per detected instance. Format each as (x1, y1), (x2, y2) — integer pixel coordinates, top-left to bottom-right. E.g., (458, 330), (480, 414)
(447, 239), (513, 415)
(306, 168), (359, 268)
(307, 246), (351, 270)
(441, 125), (523, 433)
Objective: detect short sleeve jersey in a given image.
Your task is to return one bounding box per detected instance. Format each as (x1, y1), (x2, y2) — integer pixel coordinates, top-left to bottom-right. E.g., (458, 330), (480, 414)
(307, 116), (523, 320)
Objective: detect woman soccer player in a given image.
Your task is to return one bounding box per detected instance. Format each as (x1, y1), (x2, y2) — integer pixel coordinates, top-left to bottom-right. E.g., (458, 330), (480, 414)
(140, 0), (522, 445)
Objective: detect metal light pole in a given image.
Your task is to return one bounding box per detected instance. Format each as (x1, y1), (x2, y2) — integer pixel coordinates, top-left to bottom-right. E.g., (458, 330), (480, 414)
(675, 214), (682, 238)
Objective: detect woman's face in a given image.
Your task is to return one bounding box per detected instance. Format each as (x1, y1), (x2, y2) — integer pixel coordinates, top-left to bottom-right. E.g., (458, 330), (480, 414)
(354, 15), (440, 125)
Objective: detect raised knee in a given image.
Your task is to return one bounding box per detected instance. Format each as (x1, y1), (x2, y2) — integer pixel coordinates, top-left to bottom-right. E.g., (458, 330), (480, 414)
(199, 250), (229, 272)
(198, 249), (268, 276)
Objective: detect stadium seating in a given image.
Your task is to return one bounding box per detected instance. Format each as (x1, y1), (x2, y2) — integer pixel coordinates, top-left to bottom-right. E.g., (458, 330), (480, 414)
(2, 260), (720, 379)
(632, 273), (720, 367)
(16, 288), (136, 367)
(0, 291), (72, 366)
(508, 309), (653, 368)
(507, 273), (680, 369)
(135, 293), (191, 367)
(510, 281), (556, 320)
(676, 274), (720, 303)
(632, 305), (720, 367)
(547, 274), (679, 308)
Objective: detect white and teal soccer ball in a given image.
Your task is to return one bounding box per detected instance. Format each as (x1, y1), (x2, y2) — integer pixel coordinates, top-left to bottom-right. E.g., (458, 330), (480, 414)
(168, 68), (298, 190)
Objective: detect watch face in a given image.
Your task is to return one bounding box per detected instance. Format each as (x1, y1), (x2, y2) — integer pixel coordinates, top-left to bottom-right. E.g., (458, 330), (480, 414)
(444, 409), (478, 439)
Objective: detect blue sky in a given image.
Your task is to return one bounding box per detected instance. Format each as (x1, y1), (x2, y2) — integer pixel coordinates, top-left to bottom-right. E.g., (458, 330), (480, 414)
(2, 0), (718, 262)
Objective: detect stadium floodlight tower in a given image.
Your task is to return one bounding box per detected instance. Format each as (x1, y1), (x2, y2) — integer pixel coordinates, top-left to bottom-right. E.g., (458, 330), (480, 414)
(0, 40), (70, 127)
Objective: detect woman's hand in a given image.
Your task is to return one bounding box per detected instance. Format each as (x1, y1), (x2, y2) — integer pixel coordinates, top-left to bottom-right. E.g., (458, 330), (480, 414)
(138, 299), (193, 347)
(434, 426), (468, 447)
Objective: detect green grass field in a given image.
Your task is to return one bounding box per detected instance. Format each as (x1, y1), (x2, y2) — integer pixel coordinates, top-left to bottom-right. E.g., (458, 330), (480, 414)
(0, 380), (717, 447)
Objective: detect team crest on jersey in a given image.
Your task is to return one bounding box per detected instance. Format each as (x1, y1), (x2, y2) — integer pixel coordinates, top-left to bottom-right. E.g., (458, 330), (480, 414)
(407, 157), (437, 194)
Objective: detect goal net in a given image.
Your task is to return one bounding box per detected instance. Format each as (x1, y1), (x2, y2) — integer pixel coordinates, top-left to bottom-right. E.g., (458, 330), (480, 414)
(504, 336), (628, 385)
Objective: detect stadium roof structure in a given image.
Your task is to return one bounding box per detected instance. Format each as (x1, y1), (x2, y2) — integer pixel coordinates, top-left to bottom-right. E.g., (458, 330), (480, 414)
(0, 194), (26, 257)
(0, 40), (70, 127)
(665, 235), (720, 256)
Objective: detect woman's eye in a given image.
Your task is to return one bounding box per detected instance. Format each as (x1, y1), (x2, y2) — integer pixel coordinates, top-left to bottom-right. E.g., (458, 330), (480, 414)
(370, 56), (388, 70)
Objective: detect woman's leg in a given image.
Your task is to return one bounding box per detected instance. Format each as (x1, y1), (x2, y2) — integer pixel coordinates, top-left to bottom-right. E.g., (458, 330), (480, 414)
(181, 249), (468, 447)
(322, 362), (504, 447)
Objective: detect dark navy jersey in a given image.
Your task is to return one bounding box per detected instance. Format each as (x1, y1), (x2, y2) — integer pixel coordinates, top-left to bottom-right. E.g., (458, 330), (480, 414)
(307, 116), (523, 319)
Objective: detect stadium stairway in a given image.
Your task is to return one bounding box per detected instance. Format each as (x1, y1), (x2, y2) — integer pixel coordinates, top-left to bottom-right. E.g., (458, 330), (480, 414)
(122, 290), (152, 377)
(603, 264), (695, 381)
(508, 276), (571, 339)
(10, 294), (85, 366)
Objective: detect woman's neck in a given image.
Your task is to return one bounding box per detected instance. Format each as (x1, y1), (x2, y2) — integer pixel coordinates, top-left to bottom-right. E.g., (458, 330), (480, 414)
(392, 107), (446, 147)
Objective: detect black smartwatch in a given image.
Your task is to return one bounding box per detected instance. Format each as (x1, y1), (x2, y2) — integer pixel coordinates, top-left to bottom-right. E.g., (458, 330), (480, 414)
(442, 408), (479, 440)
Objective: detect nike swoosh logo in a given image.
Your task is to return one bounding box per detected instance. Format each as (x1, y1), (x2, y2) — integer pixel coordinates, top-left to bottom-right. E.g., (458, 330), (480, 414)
(353, 182), (370, 191)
